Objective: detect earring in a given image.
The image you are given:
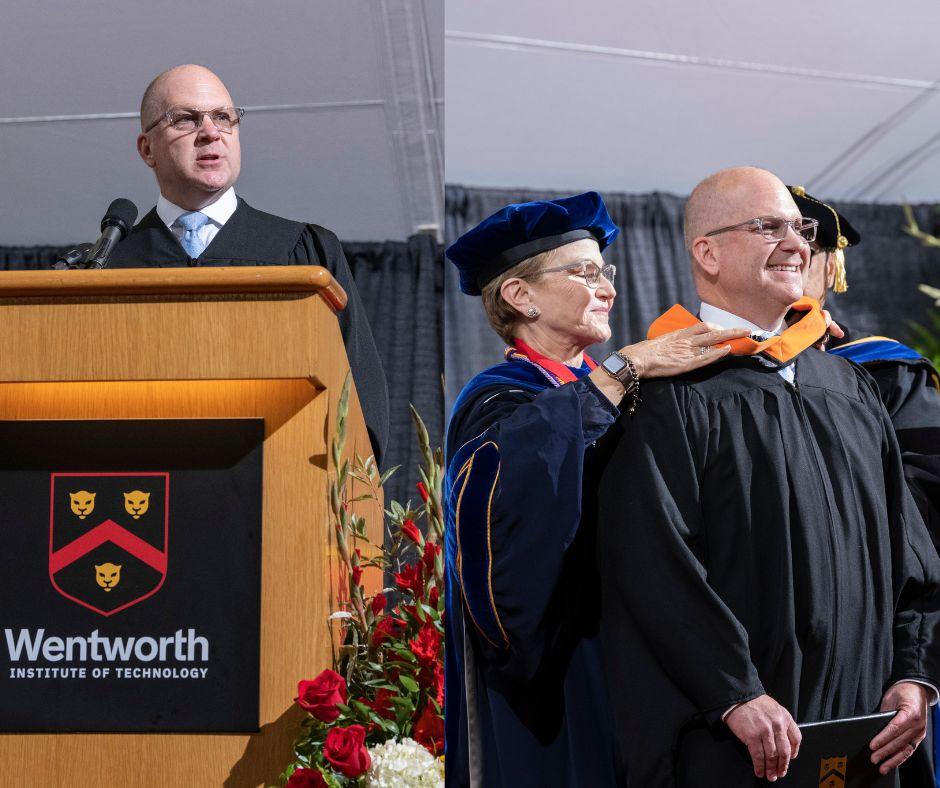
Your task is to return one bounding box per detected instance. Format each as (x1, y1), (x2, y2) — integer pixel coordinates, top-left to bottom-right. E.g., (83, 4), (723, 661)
(526, 305), (540, 318)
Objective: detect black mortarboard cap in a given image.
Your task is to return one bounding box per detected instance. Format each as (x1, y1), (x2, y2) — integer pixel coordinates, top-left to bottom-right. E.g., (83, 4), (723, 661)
(788, 186), (860, 251)
(788, 185), (860, 293)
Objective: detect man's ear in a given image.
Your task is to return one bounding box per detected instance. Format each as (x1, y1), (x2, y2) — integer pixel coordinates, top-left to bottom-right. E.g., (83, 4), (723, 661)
(500, 277), (534, 317)
(824, 253), (836, 290)
(691, 236), (720, 277)
(137, 133), (156, 169)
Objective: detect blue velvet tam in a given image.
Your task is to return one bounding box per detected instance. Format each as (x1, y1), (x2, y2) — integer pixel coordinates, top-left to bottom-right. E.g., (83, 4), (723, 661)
(446, 191), (620, 296)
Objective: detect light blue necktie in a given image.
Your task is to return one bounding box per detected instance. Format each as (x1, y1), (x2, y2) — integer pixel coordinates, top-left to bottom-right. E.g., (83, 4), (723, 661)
(176, 211), (210, 259)
(753, 331), (795, 384)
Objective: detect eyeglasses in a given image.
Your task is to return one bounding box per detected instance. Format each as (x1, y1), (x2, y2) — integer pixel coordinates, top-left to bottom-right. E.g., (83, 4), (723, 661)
(704, 216), (818, 243)
(143, 106), (245, 134)
(537, 260), (616, 288)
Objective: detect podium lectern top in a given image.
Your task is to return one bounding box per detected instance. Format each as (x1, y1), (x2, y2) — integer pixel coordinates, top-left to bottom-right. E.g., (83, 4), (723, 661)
(0, 265), (347, 310)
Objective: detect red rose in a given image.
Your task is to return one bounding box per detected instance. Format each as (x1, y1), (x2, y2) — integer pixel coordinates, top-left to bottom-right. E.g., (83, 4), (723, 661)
(428, 586), (440, 609)
(395, 563), (424, 597)
(410, 623), (442, 666)
(412, 701), (444, 756)
(416, 481), (429, 502)
(401, 519), (422, 545)
(422, 540), (440, 574)
(324, 724), (371, 778)
(352, 564), (363, 586)
(372, 615), (406, 648)
(286, 767), (328, 787)
(371, 592), (387, 616)
(296, 670), (347, 723)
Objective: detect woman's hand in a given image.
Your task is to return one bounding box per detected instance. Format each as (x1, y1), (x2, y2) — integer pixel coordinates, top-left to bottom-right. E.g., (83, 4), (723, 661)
(817, 309), (845, 349)
(588, 323), (751, 406)
(624, 323), (752, 378)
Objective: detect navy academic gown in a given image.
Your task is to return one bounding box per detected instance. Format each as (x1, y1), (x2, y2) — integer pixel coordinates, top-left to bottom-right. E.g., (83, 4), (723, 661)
(107, 198), (390, 463)
(595, 347), (940, 787)
(444, 357), (621, 787)
(829, 328), (940, 787)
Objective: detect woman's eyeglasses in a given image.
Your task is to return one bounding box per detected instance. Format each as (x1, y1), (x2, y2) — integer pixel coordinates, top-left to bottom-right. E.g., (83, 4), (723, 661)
(537, 261), (616, 288)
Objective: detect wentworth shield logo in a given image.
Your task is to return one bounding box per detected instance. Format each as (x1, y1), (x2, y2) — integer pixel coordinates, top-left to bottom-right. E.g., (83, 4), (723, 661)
(818, 755), (847, 787)
(49, 473), (169, 616)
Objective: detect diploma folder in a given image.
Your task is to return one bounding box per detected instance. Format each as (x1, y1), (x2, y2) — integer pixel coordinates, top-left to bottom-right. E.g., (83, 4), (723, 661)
(783, 711), (898, 787)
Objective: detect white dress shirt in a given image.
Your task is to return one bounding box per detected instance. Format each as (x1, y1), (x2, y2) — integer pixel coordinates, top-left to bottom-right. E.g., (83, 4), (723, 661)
(155, 187), (238, 253)
(699, 301), (795, 385)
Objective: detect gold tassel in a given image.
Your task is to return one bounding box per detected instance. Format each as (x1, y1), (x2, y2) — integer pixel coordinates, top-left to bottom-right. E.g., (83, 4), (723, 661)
(833, 248), (848, 293)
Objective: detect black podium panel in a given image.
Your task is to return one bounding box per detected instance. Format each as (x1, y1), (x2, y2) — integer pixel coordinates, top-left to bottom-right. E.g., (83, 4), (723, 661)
(0, 419), (263, 732)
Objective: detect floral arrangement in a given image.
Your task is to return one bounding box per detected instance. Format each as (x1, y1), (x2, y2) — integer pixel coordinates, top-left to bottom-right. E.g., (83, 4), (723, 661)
(279, 379), (445, 787)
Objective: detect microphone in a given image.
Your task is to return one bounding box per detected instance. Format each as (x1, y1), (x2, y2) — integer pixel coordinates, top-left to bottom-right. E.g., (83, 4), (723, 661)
(52, 243), (93, 270)
(84, 198), (138, 269)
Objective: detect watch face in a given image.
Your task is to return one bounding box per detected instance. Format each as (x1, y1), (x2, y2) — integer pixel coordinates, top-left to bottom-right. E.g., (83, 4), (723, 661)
(603, 354), (627, 375)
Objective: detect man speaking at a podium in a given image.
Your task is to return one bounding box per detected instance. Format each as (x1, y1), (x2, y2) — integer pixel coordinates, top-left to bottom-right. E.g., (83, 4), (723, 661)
(108, 64), (389, 461)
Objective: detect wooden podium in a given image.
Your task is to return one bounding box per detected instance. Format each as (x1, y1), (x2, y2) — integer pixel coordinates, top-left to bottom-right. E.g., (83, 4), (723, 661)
(0, 266), (379, 786)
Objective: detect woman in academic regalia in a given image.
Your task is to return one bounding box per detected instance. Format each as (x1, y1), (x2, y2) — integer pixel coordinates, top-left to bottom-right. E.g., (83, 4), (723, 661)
(442, 192), (752, 787)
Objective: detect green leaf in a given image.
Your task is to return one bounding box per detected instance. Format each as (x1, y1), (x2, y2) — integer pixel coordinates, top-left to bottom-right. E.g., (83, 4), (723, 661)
(350, 699), (372, 718)
(399, 674), (420, 693)
(379, 465), (401, 485)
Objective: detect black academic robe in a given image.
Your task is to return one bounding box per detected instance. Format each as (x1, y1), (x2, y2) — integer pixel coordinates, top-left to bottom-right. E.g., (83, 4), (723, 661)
(444, 359), (621, 787)
(108, 198), (389, 462)
(829, 328), (940, 545)
(829, 327), (940, 786)
(595, 348), (940, 787)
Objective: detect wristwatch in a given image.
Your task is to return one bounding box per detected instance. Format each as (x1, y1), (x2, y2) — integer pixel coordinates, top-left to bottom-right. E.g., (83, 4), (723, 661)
(600, 351), (639, 394)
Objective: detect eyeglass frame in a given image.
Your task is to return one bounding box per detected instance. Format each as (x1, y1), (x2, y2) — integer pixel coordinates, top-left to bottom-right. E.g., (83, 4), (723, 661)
(533, 260), (617, 288)
(143, 106), (246, 134)
(703, 216), (818, 244)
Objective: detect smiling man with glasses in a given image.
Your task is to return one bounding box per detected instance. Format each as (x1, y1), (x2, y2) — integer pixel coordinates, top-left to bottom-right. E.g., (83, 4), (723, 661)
(107, 64), (389, 461)
(595, 166), (940, 787)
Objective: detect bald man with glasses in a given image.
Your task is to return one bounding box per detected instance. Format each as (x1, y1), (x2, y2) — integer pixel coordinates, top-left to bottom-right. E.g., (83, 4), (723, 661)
(108, 64), (389, 462)
(595, 166), (940, 787)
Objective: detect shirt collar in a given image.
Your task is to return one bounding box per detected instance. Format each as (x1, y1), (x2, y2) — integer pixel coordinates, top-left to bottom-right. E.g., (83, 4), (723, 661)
(698, 302), (783, 337)
(156, 187), (237, 229)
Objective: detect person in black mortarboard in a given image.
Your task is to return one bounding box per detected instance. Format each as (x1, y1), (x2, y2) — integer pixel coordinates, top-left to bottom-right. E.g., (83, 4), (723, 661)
(594, 167), (940, 787)
(443, 191), (752, 787)
(790, 185), (940, 787)
(107, 64), (389, 462)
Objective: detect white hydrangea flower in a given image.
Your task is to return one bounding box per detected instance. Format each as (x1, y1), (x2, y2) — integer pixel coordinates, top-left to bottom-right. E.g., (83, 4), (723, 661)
(363, 738), (444, 787)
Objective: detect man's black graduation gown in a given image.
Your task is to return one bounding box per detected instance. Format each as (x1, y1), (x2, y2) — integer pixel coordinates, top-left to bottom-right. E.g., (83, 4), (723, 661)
(444, 359), (620, 787)
(108, 198), (389, 462)
(595, 348), (940, 787)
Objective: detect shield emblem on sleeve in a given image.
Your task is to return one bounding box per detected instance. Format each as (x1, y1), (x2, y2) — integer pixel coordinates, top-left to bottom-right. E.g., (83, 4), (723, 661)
(49, 472), (169, 616)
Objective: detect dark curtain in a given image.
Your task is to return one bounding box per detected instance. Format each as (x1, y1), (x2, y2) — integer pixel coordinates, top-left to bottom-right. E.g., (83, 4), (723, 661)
(445, 184), (940, 412)
(0, 236), (444, 509)
(342, 235), (444, 508)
